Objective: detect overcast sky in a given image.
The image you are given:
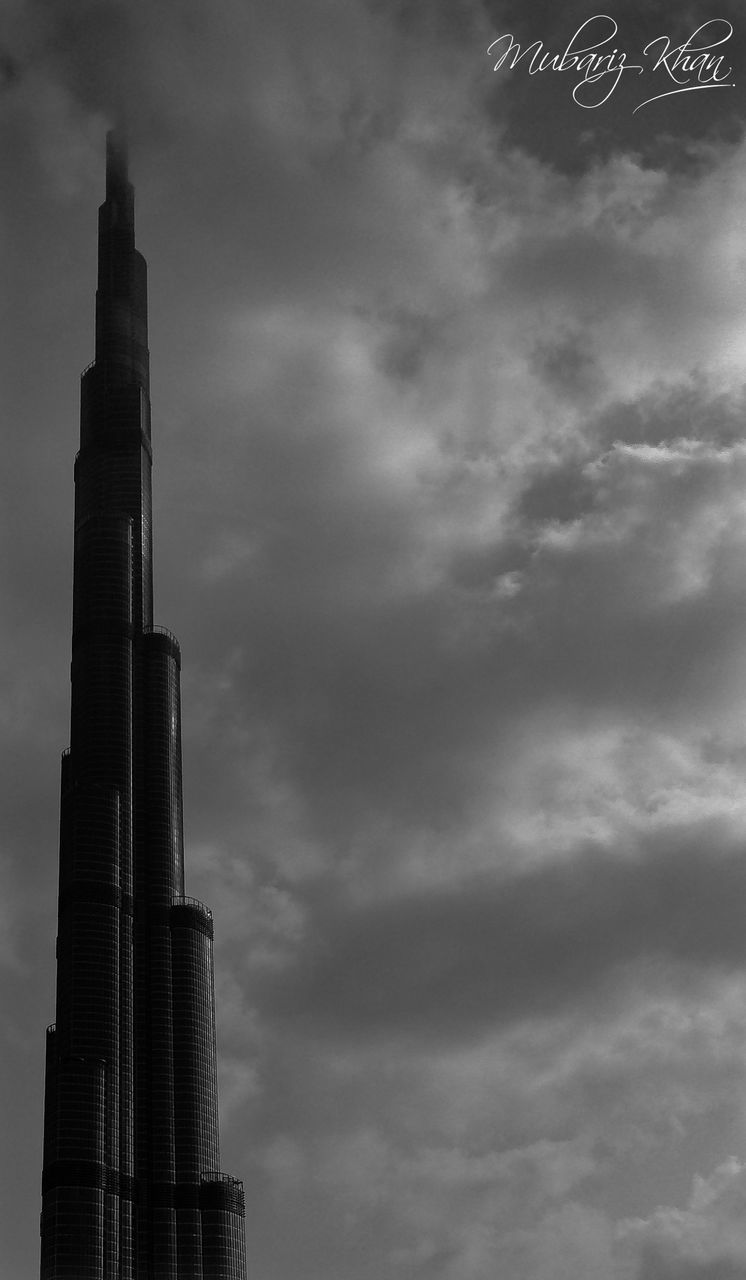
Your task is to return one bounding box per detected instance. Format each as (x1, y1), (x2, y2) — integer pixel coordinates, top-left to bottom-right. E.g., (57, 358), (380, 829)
(3, 1), (746, 1277)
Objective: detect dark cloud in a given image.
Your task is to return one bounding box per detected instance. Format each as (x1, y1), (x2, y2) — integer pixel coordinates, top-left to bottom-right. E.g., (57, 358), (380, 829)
(640, 1256), (746, 1280)
(374, 307), (443, 381)
(518, 460), (597, 523)
(519, 380), (746, 555)
(165, 422), (746, 871)
(372, 0), (483, 42)
(595, 382), (746, 450)
(260, 821), (746, 1043)
(530, 329), (605, 403)
(7, 0), (183, 140)
(623, 1158), (746, 1280)
(0, 46), (21, 88)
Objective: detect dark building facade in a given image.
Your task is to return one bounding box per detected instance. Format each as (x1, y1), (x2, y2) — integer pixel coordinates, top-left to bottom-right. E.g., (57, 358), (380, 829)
(40, 131), (247, 1280)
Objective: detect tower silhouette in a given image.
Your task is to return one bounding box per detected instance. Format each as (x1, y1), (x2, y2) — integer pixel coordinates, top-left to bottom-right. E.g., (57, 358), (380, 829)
(40, 130), (247, 1280)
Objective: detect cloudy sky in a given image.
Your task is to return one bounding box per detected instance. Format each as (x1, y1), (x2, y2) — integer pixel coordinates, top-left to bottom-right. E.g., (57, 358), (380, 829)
(3, 1), (746, 1276)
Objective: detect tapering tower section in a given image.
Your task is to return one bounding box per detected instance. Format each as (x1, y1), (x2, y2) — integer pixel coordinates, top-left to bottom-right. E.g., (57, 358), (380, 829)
(40, 131), (247, 1280)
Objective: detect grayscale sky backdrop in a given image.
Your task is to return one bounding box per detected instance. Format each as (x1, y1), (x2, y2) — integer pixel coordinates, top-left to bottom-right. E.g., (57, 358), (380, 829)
(3, 1), (746, 1277)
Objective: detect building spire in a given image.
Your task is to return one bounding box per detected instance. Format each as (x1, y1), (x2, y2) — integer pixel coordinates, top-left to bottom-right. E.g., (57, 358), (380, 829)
(105, 126), (130, 199)
(93, 125), (145, 388)
(101, 125), (134, 234)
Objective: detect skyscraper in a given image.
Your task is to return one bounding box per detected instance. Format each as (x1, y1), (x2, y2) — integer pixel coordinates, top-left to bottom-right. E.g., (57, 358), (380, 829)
(40, 131), (247, 1280)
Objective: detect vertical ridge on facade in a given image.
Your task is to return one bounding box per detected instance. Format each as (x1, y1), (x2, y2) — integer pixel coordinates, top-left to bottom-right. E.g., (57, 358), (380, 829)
(40, 130), (247, 1280)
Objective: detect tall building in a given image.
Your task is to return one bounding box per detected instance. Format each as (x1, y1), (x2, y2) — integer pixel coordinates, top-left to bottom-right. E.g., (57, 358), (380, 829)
(40, 131), (247, 1280)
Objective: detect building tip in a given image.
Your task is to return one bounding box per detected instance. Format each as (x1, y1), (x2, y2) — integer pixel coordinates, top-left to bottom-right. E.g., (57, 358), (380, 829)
(106, 127), (129, 195)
